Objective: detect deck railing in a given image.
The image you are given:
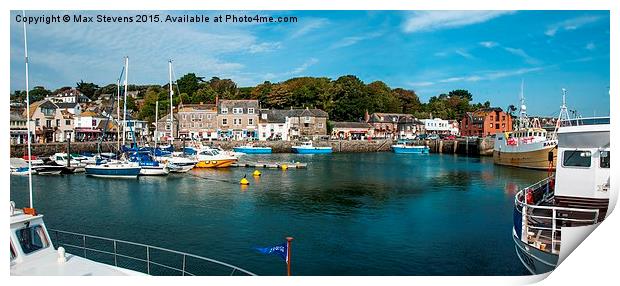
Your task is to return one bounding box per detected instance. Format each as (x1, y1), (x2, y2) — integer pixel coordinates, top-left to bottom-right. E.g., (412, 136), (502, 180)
(514, 177), (600, 254)
(48, 229), (256, 276)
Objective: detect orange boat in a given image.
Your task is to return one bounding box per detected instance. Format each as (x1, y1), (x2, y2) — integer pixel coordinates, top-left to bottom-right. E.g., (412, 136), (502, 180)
(195, 148), (237, 168)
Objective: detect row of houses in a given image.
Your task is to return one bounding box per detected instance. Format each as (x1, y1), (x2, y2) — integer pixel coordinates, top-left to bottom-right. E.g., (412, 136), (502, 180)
(10, 90), (530, 144)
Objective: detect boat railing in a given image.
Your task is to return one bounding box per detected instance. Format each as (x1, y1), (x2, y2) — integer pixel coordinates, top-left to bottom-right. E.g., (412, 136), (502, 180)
(560, 116), (610, 127)
(514, 177), (600, 254)
(48, 229), (256, 276)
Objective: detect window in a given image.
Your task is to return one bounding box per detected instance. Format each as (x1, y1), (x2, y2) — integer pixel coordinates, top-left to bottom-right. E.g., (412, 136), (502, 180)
(234, 118), (241, 125)
(42, 108), (55, 116)
(207, 114), (212, 119)
(495, 124), (499, 129)
(563, 150), (592, 167)
(318, 123), (324, 128)
(15, 225), (50, 254)
(221, 108), (228, 114)
(248, 108), (255, 114)
(66, 120), (71, 125)
(35, 119), (40, 126)
(46, 120), (52, 128)
(233, 108), (243, 114)
(222, 118), (228, 125)
(600, 151), (610, 168)
(182, 114), (187, 120)
(248, 118), (254, 125)
(56, 119), (60, 127)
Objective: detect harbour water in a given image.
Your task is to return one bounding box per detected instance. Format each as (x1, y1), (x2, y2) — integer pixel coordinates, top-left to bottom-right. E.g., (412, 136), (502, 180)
(9, 153), (547, 275)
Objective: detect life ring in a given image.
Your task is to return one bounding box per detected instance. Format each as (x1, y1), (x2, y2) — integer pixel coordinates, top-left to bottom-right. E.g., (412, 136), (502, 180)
(525, 189), (533, 205)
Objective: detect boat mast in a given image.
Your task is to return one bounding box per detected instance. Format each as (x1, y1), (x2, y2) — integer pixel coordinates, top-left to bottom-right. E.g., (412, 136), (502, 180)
(22, 10), (34, 208)
(155, 101), (159, 148)
(168, 60), (174, 146)
(518, 80), (529, 130)
(122, 56), (129, 146)
(116, 78), (121, 151)
(554, 88), (572, 133)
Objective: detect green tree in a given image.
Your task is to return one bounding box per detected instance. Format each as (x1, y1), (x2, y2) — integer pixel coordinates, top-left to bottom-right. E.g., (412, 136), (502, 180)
(176, 73), (204, 96)
(76, 80), (99, 100)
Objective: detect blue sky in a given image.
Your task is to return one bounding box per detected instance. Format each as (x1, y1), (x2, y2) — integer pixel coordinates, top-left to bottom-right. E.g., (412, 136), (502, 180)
(10, 10), (610, 116)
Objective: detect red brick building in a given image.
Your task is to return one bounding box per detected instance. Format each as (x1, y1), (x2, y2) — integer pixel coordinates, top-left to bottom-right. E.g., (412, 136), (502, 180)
(460, 107), (513, 137)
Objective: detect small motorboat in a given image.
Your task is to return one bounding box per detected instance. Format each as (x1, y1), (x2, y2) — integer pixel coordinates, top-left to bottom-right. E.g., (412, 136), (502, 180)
(391, 140), (430, 154)
(291, 141), (332, 154)
(195, 148), (237, 168)
(233, 145), (273, 154)
(32, 165), (64, 175)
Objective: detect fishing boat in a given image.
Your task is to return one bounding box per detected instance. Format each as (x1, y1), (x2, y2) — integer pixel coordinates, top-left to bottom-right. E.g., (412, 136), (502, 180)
(512, 117), (610, 274)
(195, 148), (237, 168)
(391, 140), (430, 154)
(291, 141), (332, 154)
(494, 85), (565, 170)
(233, 145), (273, 154)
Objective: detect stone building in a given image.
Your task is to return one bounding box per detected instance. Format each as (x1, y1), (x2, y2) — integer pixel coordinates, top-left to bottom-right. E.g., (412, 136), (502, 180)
(217, 100), (259, 140)
(285, 108), (328, 140)
(331, 122), (373, 140)
(258, 109), (290, 141)
(177, 103), (218, 140)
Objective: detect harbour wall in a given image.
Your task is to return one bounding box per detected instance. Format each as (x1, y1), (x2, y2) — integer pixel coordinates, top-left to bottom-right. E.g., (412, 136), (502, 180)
(9, 138), (494, 157)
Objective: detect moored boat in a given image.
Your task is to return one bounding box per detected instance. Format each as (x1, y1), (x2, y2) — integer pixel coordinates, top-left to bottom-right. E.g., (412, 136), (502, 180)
(391, 140), (430, 154)
(291, 141), (332, 154)
(512, 117), (610, 274)
(195, 148), (237, 168)
(85, 161), (141, 178)
(233, 145), (273, 154)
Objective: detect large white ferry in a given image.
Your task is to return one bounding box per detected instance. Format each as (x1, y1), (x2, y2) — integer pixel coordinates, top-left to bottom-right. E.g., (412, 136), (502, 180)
(512, 117), (610, 274)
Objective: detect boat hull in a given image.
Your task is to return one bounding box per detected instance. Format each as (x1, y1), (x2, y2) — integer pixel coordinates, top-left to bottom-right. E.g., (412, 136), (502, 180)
(169, 164), (194, 173)
(195, 159), (236, 168)
(233, 147), (272, 154)
(512, 229), (558, 274)
(292, 147), (332, 154)
(392, 146), (430, 154)
(139, 166), (170, 176)
(85, 165), (141, 178)
(493, 146), (557, 170)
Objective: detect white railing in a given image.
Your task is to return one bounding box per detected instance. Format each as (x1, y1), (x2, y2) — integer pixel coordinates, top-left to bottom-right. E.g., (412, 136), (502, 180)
(514, 177), (600, 254)
(49, 229), (256, 276)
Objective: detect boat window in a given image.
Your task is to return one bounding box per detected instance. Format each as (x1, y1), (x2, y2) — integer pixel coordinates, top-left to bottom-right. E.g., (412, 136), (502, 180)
(563, 150), (592, 168)
(11, 243), (17, 261)
(600, 151), (610, 168)
(15, 225), (50, 254)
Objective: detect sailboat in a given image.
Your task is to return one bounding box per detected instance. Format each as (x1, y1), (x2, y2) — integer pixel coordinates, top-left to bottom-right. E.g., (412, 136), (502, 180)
(85, 57), (141, 178)
(493, 83), (562, 170)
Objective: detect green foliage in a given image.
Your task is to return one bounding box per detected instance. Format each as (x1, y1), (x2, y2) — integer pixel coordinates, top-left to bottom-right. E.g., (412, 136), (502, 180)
(76, 80), (99, 100)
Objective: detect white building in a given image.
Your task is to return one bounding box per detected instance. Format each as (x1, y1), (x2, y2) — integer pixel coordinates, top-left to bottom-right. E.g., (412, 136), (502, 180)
(258, 109), (290, 141)
(422, 118), (451, 135)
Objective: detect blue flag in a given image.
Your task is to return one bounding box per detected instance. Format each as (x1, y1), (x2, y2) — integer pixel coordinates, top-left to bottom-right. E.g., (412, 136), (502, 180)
(255, 242), (288, 263)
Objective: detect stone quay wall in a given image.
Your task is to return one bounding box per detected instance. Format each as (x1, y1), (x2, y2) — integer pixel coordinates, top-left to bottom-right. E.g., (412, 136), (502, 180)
(9, 138), (494, 157)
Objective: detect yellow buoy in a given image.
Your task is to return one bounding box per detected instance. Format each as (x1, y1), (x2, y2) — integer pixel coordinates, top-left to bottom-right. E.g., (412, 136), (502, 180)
(253, 170), (261, 177)
(281, 164), (288, 170)
(240, 177), (250, 185)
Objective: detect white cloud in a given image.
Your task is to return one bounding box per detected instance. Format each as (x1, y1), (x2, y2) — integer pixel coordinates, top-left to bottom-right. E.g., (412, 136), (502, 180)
(503, 47), (540, 65)
(402, 11), (513, 33)
(585, 42), (596, 50)
(290, 18), (328, 38)
(291, 58), (319, 75)
(455, 49), (475, 59)
(248, 42), (282, 54)
(330, 32), (383, 49)
(479, 41), (499, 48)
(545, 15), (602, 37)
(408, 66), (546, 87)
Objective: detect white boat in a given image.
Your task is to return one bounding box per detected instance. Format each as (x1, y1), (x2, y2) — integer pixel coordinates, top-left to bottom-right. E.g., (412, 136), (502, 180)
(49, 153), (85, 168)
(494, 87), (566, 170)
(512, 117), (610, 274)
(85, 161), (142, 179)
(195, 148), (237, 168)
(10, 158), (35, 175)
(138, 163), (170, 176)
(157, 155), (197, 173)
(291, 141), (333, 154)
